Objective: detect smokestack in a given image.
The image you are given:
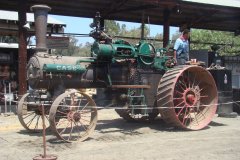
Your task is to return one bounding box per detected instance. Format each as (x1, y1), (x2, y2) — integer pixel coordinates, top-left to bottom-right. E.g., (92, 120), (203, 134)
(31, 5), (51, 52)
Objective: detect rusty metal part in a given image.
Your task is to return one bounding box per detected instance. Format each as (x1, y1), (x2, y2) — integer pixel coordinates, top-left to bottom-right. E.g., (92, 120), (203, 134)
(49, 90), (98, 142)
(33, 155), (57, 160)
(115, 99), (159, 122)
(31, 5), (51, 52)
(111, 85), (150, 89)
(32, 104), (57, 160)
(115, 107), (158, 122)
(17, 93), (50, 132)
(157, 65), (218, 130)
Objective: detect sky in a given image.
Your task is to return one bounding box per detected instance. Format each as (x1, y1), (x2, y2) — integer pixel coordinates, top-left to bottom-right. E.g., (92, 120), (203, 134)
(51, 15), (179, 45)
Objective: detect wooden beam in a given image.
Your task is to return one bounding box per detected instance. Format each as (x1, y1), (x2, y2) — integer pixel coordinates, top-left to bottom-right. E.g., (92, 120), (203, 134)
(163, 8), (170, 48)
(18, 0), (28, 95)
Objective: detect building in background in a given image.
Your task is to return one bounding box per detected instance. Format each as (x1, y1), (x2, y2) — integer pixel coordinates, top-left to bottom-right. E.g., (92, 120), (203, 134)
(0, 10), (66, 112)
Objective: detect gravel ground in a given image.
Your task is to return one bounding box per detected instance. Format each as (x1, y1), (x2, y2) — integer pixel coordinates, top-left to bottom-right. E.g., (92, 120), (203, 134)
(0, 109), (240, 160)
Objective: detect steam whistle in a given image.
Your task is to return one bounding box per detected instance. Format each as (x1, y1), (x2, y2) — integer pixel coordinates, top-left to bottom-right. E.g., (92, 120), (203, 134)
(89, 12), (102, 40)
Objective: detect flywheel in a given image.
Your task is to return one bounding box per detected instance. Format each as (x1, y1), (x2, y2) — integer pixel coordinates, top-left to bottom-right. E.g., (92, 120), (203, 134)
(157, 65), (217, 130)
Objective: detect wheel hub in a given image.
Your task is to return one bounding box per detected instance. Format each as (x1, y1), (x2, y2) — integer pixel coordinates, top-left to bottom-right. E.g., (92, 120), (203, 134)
(184, 89), (198, 106)
(68, 112), (81, 122)
(186, 92), (196, 106)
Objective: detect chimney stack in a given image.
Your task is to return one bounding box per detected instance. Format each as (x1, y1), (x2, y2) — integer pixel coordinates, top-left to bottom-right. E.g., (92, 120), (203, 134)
(31, 5), (51, 52)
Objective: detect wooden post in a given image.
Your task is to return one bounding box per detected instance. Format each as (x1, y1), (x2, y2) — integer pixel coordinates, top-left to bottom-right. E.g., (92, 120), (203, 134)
(163, 8), (170, 48)
(141, 11), (145, 40)
(18, 0), (27, 96)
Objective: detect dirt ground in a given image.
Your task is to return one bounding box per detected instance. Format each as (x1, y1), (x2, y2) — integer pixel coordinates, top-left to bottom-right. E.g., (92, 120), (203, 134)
(0, 109), (240, 160)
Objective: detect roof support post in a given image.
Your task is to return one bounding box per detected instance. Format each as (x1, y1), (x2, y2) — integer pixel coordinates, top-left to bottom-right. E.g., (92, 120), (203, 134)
(163, 8), (170, 48)
(18, 0), (27, 96)
(141, 11), (145, 40)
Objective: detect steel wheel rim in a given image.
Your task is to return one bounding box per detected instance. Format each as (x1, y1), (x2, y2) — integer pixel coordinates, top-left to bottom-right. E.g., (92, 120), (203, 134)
(17, 93), (50, 132)
(49, 90), (97, 142)
(158, 66), (217, 130)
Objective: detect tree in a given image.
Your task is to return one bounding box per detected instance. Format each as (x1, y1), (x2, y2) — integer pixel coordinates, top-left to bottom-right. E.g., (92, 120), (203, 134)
(170, 29), (240, 56)
(52, 36), (93, 57)
(190, 29), (240, 56)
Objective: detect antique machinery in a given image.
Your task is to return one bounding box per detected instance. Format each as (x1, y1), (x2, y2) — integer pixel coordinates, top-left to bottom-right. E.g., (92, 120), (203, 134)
(17, 5), (218, 142)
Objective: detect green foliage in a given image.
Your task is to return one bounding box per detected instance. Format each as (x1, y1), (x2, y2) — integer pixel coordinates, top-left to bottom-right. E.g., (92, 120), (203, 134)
(190, 29), (240, 56)
(52, 36), (91, 57)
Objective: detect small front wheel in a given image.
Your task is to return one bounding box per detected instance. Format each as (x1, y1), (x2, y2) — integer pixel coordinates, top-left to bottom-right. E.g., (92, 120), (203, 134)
(49, 90), (98, 142)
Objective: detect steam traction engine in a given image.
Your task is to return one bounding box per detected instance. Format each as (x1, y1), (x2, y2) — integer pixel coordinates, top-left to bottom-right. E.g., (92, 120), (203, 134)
(17, 5), (218, 142)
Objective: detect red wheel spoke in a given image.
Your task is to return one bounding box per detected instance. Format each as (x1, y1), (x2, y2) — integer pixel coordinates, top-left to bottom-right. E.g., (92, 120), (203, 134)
(177, 105), (187, 116)
(34, 116), (40, 130)
(175, 90), (183, 95)
(80, 102), (90, 111)
(174, 101), (185, 108)
(56, 118), (68, 127)
(81, 118), (90, 123)
(182, 107), (188, 125)
(192, 110), (199, 126)
(79, 121), (88, 131)
(59, 121), (71, 135)
(68, 122), (74, 141)
(73, 122), (82, 138)
(176, 82), (186, 91)
(26, 114), (38, 127)
(23, 112), (35, 119)
(188, 112), (193, 126)
(178, 79), (188, 89)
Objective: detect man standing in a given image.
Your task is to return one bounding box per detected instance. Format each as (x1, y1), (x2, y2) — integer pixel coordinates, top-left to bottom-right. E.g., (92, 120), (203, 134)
(174, 29), (190, 65)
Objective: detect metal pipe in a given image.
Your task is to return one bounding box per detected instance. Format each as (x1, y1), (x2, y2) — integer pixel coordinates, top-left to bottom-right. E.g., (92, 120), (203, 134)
(9, 83), (11, 112)
(41, 104), (46, 158)
(4, 82), (6, 113)
(31, 5), (51, 52)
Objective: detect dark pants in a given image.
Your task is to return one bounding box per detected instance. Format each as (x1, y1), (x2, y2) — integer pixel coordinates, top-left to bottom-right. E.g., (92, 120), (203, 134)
(177, 58), (187, 65)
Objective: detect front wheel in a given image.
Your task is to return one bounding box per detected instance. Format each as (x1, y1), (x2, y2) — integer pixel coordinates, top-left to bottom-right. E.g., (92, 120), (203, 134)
(49, 90), (98, 142)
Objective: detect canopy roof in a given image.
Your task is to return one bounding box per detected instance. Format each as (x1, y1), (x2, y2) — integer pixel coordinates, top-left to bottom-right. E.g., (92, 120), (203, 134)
(0, 0), (239, 33)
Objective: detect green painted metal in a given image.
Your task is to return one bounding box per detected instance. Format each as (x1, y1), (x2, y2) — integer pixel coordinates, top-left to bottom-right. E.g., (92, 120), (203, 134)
(128, 88), (148, 116)
(153, 56), (170, 70)
(43, 64), (86, 73)
(136, 41), (155, 65)
(91, 40), (135, 58)
(75, 59), (95, 64)
(91, 37), (172, 72)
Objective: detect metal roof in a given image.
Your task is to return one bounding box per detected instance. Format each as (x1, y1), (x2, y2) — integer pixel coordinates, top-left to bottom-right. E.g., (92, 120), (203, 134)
(0, 0), (239, 32)
(0, 10), (66, 26)
(183, 0), (240, 8)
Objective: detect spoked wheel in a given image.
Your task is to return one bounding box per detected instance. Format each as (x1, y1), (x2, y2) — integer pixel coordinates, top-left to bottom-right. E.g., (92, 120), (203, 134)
(17, 92), (50, 132)
(157, 66), (218, 130)
(49, 90), (98, 142)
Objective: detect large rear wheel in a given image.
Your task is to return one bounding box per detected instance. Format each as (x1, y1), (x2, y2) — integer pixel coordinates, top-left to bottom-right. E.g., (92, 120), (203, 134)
(157, 66), (217, 130)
